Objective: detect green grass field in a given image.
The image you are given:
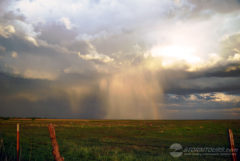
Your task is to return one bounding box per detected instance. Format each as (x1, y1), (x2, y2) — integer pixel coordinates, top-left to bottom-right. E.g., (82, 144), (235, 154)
(0, 119), (239, 161)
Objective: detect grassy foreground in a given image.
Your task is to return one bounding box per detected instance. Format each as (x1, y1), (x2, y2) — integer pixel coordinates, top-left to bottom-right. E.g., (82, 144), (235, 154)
(0, 119), (239, 161)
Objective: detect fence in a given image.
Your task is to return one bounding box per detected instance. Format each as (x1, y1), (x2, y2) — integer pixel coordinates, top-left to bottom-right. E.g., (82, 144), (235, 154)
(0, 122), (239, 161)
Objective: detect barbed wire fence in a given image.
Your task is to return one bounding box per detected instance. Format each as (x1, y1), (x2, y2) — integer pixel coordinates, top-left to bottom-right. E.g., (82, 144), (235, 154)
(0, 121), (239, 161)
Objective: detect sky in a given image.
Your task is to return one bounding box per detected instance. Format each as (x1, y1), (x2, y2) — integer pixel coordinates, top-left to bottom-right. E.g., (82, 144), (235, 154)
(0, 0), (240, 119)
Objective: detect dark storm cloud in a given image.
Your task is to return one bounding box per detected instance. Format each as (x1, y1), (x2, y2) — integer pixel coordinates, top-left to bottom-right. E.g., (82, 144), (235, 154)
(201, 66), (240, 78)
(0, 72), (107, 118)
(162, 69), (240, 95)
(0, 72), (49, 95)
(0, 35), (37, 53)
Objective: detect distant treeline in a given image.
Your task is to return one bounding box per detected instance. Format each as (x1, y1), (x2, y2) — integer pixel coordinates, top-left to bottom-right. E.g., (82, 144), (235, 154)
(0, 117), (45, 120)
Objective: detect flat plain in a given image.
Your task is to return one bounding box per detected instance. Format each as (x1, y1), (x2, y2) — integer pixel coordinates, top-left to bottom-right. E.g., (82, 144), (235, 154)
(0, 119), (239, 161)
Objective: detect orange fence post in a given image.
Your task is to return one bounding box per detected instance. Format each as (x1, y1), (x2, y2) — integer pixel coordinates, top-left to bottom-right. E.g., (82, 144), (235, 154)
(48, 123), (64, 161)
(228, 129), (237, 161)
(17, 123), (20, 161)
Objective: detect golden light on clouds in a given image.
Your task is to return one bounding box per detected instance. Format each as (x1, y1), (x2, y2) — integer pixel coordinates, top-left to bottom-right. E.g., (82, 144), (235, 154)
(0, 25), (15, 38)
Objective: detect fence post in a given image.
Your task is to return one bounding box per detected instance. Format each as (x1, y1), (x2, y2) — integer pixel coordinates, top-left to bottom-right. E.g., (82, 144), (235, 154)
(228, 129), (237, 161)
(48, 123), (64, 161)
(17, 123), (20, 161)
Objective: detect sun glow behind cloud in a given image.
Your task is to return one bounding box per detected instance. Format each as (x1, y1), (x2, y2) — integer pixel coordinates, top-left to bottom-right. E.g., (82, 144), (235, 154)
(151, 45), (201, 68)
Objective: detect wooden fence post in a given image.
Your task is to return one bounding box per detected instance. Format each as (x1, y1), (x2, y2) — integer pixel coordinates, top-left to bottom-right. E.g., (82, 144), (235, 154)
(17, 123), (20, 161)
(228, 129), (237, 161)
(48, 123), (64, 161)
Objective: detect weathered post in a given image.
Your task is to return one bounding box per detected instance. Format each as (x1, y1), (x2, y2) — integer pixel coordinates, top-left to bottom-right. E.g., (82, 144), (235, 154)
(48, 123), (64, 161)
(17, 123), (20, 161)
(228, 129), (237, 161)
